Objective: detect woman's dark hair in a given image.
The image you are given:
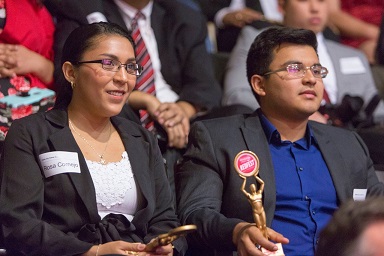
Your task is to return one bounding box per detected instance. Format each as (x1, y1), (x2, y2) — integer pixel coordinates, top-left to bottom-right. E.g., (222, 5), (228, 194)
(246, 26), (318, 102)
(54, 22), (135, 109)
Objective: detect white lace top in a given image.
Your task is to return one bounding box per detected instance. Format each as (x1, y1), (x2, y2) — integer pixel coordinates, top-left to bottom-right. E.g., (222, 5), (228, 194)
(86, 151), (142, 221)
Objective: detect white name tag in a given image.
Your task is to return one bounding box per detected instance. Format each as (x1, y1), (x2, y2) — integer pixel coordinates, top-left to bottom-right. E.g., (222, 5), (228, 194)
(39, 151), (81, 178)
(353, 188), (367, 201)
(340, 57), (366, 74)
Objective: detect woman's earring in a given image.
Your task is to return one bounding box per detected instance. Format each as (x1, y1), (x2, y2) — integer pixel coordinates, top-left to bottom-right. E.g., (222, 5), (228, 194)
(70, 81), (75, 89)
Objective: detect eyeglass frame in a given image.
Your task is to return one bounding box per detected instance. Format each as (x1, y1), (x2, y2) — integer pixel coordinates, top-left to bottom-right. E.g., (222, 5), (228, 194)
(75, 59), (143, 76)
(262, 63), (329, 79)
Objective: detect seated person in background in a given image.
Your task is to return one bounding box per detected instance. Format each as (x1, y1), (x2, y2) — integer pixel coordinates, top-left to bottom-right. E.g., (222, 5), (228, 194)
(327, 0), (384, 107)
(0, 22), (186, 255)
(0, 0), (54, 89)
(223, 0), (384, 126)
(194, 0), (282, 52)
(316, 197), (384, 256)
(176, 26), (384, 256)
(328, 0), (383, 65)
(0, 0), (55, 141)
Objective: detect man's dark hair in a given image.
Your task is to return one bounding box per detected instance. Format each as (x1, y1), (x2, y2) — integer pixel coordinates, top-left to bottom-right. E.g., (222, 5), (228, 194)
(316, 197), (384, 256)
(246, 26), (318, 101)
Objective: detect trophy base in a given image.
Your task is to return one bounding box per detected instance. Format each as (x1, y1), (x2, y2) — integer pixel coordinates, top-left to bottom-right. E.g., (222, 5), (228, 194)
(261, 243), (285, 256)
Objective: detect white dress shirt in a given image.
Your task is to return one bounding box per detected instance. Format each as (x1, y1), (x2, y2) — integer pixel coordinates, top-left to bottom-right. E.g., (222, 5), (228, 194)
(317, 33), (338, 104)
(113, 0), (179, 103)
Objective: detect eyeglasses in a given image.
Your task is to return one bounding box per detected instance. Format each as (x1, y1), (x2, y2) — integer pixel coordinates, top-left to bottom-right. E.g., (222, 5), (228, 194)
(75, 59), (143, 76)
(262, 63), (328, 80)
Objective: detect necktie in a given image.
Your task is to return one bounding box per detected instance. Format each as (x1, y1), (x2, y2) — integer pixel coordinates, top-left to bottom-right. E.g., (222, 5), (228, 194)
(131, 11), (156, 131)
(323, 88), (331, 104)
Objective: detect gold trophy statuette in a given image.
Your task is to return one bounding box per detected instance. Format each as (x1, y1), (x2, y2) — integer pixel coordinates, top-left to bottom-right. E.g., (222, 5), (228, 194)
(234, 150), (284, 256)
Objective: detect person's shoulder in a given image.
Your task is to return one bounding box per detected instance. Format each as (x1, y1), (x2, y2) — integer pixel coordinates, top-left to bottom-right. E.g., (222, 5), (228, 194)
(12, 109), (57, 126)
(325, 39), (367, 58)
(6, 109), (63, 139)
(155, 0), (206, 24)
(239, 25), (261, 39)
(309, 121), (359, 138)
(193, 113), (249, 130)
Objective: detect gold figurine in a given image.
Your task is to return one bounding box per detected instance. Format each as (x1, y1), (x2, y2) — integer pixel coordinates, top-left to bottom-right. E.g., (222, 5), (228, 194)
(240, 174), (268, 239)
(234, 150), (284, 255)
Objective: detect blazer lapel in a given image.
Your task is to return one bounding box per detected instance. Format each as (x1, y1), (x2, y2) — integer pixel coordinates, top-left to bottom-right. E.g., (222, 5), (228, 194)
(310, 123), (351, 203)
(46, 110), (99, 222)
(112, 118), (152, 214)
(103, 0), (128, 30)
(241, 113), (276, 226)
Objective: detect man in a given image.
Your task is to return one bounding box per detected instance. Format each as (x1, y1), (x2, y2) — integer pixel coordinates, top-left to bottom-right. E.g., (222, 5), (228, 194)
(223, 0), (384, 125)
(316, 197), (384, 256)
(176, 26), (384, 256)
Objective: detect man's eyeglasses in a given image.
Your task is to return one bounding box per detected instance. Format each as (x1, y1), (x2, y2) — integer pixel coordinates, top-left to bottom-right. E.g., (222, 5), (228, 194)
(75, 59), (143, 76)
(262, 63), (329, 80)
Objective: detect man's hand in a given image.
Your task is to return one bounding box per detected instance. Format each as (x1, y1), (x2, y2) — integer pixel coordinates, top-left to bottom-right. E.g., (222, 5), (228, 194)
(154, 102), (190, 148)
(233, 223), (289, 256)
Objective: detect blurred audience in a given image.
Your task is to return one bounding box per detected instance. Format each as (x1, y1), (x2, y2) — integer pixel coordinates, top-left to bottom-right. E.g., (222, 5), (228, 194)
(0, 0), (55, 89)
(194, 0), (282, 52)
(328, 1), (384, 114)
(223, 0), (384, 127)
(0, 0), (55, 147)
(316, 197), (384, 256)
(328, 0), (383, 65)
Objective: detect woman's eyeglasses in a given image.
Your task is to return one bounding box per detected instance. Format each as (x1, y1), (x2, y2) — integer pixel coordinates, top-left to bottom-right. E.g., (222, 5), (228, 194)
(76, 59), (143, 76)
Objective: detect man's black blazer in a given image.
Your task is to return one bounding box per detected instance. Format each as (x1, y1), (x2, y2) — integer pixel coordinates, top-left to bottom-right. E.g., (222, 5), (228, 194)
(176, 111), (384, 255)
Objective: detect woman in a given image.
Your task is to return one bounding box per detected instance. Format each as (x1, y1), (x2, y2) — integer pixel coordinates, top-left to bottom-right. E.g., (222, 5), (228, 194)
(0, 22), (186, 255)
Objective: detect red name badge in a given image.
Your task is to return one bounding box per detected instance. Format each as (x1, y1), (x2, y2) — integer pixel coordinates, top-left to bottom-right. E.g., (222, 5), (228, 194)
(234, 150), (260, 177)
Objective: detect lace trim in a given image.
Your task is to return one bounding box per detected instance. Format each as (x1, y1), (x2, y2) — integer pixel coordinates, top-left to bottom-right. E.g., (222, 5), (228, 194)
(87, 151), (136, 209)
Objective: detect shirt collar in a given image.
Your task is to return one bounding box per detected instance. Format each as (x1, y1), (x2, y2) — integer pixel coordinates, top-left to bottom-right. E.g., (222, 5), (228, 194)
(257, 109), (317, 149)
(113, 0), (153, 26)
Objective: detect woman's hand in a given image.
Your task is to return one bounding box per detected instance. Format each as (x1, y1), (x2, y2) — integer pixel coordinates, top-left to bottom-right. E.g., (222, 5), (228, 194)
(82, 241), (147, 256)
(0, 43), (53, 83)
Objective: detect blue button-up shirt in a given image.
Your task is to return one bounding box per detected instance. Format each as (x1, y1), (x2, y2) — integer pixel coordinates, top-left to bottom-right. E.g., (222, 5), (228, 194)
(258, 111), (338, 256)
